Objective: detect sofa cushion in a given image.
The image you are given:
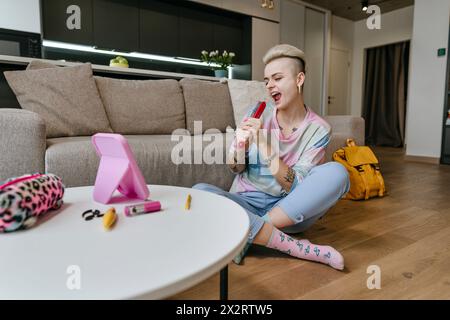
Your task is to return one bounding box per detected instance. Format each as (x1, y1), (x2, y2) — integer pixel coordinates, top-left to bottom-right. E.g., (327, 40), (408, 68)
(26, 60), (59, 70)
(4, 63), (112, 138)
(325, 133), (348, 162)
(45, 134), (235, 190)
(25, 61), (186, 134)
(323, 116), (365, 162)
(94, 76), (186, 134)
(0, 109), (46, 182)
(324, 115), (365, 147)
(226, 78), (272, 125)
(180, 78), (235, 134)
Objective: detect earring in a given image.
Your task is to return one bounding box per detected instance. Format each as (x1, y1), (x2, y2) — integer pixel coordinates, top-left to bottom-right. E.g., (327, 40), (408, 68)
(298, 85), (302, 94)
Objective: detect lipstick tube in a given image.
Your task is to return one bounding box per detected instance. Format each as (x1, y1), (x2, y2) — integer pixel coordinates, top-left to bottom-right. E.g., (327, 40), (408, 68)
(252, 101), (266, 119)
(124, 201), (161, 217)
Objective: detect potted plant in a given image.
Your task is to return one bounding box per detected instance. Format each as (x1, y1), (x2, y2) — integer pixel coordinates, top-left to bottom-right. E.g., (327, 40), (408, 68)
(200, 50), (235, 78)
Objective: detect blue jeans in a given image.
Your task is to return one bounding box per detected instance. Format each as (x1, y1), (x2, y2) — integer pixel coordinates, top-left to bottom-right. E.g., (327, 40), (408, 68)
(193, 162), (350, 243)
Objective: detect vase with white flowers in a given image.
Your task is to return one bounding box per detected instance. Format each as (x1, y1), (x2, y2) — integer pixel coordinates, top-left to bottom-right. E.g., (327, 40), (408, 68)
(200, 50), (235, 78)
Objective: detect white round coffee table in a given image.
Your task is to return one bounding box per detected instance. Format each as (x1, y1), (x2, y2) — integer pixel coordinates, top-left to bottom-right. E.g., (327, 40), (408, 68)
(0, 185), (249, 299)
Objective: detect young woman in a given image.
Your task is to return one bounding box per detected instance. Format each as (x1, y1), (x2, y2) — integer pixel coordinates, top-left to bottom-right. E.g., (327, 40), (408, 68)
(193, 44), (350, 270)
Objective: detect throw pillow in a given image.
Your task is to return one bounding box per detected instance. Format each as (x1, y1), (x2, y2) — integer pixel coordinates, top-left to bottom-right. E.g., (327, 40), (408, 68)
(94, 76), (186, 134)
(225, 78), (272, 125)
(26, 60), (59, 70)
(4, 63), (112, 138)
(179, 78), (235, 134)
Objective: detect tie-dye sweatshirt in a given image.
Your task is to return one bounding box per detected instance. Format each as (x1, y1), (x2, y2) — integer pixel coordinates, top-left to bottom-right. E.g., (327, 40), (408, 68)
(230, 101), (331, 197)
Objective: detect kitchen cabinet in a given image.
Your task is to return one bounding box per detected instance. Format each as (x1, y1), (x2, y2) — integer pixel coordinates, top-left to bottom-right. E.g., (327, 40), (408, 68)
(42, 0), (93, 45)
(222, 0), (280, 22)
(140, 0), (179, 56)
(213, 15), (244, 64)
(187, 0), (222, 7)
(189, 0), (280, 22)
(303, 7), (326, 115)
(279, 1), (328, 115)
(92, 0), (139, 52)
(280, 0), (305, 50)
(41, 0), (250, 69)
(251, 17), (279, 80)
(179, 7), (215, 60)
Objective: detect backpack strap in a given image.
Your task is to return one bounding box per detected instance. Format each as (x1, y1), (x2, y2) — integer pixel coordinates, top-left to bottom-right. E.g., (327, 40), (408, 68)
(373, 164), (385, 197)
(357, 165), (371, 200)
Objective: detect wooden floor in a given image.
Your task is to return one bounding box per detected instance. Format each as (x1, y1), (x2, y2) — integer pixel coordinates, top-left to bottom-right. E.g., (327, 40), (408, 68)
(171, 147), (450, 300)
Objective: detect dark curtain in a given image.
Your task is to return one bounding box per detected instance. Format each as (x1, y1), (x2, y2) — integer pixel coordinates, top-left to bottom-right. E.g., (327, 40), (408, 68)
(363, 41), (410, 147)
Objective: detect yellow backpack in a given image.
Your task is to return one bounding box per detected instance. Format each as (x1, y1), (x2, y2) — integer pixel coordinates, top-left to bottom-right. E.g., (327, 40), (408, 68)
(333, 139), (386, 200)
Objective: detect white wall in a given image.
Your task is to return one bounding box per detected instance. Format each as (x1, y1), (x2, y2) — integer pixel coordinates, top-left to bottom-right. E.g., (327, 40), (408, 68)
(0, 0), (41, 33)
(331, 15), (354, 51)
(405, 0), (450, 158)
(350, 6), (414, 116)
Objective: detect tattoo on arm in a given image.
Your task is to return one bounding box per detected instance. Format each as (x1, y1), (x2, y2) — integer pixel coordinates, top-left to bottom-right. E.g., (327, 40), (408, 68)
(284, 167), (296, 184)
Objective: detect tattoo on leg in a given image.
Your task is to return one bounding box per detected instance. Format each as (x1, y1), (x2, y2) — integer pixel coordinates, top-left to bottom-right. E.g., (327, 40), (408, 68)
(284, 167), (295, 183)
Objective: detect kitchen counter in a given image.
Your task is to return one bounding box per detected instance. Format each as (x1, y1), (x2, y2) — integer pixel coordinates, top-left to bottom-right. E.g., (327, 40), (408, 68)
(0, 54), (220, 81)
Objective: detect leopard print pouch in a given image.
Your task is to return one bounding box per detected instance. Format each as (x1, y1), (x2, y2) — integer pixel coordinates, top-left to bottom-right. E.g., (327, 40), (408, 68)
(0, 173), (65, 233)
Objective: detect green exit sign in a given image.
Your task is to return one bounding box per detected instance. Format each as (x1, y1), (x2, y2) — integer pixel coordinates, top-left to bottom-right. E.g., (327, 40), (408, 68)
(438, 48), (446, 57)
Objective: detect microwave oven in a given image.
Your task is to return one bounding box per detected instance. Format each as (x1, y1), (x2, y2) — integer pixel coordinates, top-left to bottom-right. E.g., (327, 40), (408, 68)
(0, 28), (41, 58)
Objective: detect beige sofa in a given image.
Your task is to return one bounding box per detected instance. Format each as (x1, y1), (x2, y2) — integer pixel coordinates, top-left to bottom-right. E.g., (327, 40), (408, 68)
(0, 63), (364, 190)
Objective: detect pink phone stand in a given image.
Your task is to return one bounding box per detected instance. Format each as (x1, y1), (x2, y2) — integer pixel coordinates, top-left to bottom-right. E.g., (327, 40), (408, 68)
(92, 133), (149, 204)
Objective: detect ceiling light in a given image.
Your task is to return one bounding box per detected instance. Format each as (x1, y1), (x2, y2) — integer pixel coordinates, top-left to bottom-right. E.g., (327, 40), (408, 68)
(362, 0), (369, 11)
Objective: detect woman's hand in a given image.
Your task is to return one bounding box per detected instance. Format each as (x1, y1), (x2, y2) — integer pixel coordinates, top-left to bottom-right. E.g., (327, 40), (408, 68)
(236, 117), (263, 150)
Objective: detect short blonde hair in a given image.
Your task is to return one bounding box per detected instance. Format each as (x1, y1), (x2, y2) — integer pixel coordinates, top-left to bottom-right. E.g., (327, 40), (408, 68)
(262, 44), (306, 74)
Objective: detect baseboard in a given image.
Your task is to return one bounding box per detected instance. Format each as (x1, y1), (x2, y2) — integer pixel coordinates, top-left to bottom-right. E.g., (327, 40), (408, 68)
(403, 154), (440, 164)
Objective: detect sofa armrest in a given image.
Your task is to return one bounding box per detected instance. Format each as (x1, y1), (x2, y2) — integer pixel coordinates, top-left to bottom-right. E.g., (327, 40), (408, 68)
(0, 108), (46, 182)
(324, 115), (365, 146)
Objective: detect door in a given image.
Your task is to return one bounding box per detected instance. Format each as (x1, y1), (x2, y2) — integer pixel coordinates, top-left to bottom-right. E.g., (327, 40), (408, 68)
(303, 7), (325, 115)
(328, 48), (350, 115)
